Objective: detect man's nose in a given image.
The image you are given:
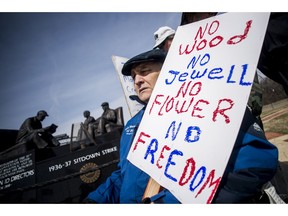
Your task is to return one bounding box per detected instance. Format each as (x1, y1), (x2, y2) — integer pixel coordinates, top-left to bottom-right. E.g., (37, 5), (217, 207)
(134, 75), (144, 86)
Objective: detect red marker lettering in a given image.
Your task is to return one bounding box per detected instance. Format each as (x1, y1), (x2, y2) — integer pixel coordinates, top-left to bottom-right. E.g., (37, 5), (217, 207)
(156, 145), (171, 169)
(132, 131), (151, 152)
(212, 98), (234, 123)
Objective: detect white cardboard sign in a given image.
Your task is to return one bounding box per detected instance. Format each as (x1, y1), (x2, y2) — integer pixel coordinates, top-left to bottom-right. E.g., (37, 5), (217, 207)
(112, 55), (144, 117)
(127, 12), (270, 203)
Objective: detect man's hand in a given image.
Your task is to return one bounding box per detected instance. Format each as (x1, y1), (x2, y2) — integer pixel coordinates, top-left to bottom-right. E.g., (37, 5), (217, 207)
(36, 128), (45, 133)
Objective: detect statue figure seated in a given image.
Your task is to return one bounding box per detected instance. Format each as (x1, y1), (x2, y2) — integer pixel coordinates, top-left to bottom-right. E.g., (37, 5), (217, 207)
(15, 110), (60, 150)
(104, 107), (124, 133)
(93, 103), (124, 137)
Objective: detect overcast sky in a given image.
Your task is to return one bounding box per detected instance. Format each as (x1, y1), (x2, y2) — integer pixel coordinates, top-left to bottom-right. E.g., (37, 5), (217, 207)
(0, 0), (284, 137)
(0, 12), (182, 135)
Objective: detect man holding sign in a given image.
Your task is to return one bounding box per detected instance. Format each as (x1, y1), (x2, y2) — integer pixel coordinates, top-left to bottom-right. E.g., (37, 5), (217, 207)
(85, 46), (278, 203)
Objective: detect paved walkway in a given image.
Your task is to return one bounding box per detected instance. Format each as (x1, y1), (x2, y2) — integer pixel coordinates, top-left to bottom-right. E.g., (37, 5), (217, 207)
(269, 134), (288, 162)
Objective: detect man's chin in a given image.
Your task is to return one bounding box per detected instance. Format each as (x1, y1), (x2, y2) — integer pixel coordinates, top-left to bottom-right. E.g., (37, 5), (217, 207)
(138, 94), (150, 104)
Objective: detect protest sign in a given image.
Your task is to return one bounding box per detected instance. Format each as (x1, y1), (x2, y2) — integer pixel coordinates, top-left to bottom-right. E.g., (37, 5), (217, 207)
(112, 55), (144, 117)
(127, 12), (270, 203)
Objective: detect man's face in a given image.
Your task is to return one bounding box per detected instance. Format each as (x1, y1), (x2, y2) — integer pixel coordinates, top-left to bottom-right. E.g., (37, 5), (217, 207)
(161, 35), (174, 52)
(37, 113), (46, 121)
(83, 112), (89, 118)
(131, 61), (162, 104)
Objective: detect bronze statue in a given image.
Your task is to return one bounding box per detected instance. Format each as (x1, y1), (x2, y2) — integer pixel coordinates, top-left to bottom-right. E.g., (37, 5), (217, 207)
(96, 102), (117, 135)
(83, 110), (96, 135)
(15, 110), (60, 149)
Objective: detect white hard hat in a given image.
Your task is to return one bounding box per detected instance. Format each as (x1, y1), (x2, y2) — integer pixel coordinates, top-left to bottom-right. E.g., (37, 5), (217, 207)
(153, 26), (175, 49)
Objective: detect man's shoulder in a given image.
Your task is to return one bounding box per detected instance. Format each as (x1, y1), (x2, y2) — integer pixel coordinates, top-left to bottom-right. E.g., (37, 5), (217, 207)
(88, 116), (96, 121)
(127, 107), (145, 123)
(24, 116), (35, 123)
(107, 108), (117, 115)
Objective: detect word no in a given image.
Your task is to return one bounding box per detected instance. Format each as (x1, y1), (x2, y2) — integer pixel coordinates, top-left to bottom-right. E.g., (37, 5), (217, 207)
(132, 120), (222, 203)
(179, 19), (252, 54)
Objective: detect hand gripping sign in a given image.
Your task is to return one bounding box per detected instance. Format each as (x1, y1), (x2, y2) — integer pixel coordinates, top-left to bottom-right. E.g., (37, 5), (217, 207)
(127, 12), (271, 203)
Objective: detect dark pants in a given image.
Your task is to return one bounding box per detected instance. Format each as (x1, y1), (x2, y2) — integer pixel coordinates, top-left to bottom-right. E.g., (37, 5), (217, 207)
(17, 132), (60, 149)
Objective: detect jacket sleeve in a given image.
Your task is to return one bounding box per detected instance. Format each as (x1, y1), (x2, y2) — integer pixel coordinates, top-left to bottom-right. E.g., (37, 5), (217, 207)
(212, 108), (279, 203)
(85, 168), (122, 203)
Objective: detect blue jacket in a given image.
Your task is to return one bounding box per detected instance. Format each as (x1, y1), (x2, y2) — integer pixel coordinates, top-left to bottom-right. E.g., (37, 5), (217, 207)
(86, 106), (278, 203)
